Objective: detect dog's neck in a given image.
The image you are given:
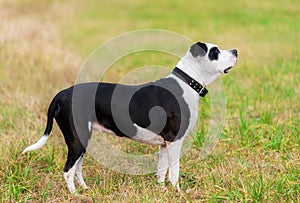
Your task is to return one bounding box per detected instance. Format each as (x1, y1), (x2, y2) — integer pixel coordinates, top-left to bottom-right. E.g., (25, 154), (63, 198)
(172, 67), (208, 97)
(175, 58), (220, 86)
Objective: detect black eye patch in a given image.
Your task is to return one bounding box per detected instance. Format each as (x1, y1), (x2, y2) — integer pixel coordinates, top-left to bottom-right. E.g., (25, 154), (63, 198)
(208, 47), (220, 61)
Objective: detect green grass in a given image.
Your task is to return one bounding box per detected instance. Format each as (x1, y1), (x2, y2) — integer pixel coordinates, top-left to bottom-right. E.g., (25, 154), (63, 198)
(0, 0), (299, 202)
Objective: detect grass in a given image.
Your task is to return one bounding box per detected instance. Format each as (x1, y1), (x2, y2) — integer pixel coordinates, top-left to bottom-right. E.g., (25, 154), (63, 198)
(0, 0), (299, 202)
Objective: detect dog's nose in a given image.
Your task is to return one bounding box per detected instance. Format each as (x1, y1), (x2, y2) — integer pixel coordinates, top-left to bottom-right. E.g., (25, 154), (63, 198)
(231, 49), (238, 57)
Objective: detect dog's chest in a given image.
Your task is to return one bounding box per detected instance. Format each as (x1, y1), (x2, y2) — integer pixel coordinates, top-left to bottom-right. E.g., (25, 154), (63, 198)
(130, 76), (200, 143)
(173, 76), (199, 136)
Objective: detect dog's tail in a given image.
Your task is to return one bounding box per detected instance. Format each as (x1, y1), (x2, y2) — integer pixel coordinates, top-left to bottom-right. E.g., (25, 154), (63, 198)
(22, 93), (60, 154)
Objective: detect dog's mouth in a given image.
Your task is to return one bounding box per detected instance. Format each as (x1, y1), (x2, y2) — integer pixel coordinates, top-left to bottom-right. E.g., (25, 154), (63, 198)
(224, 67), (232, 74)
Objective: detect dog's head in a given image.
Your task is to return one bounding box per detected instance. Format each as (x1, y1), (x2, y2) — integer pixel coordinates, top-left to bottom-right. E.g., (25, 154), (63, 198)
(189, 42), (238, 74)
(179, 42), (238, 85)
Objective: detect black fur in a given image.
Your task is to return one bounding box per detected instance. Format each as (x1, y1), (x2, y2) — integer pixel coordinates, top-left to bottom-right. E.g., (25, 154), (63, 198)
(190, 42), (208, 57)
(44, 78), (190, 172)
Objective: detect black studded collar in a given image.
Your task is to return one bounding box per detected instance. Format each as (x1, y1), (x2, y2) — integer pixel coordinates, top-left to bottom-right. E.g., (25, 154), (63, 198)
(172, 67), (208, 97)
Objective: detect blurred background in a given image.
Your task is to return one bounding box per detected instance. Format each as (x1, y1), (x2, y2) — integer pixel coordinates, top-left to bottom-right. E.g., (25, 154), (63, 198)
(0, 0), (299, 202)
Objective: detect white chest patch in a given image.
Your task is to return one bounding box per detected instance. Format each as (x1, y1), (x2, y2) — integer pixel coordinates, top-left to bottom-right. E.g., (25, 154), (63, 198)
(167, 74), (200, 136)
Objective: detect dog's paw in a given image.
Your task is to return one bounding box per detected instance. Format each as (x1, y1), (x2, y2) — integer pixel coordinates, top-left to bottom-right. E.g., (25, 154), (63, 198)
(156, 181), (166, 189)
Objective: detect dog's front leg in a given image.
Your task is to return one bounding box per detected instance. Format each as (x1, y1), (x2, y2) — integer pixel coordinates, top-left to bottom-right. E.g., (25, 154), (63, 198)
(156, 145), (169, 186)
(167, 138), (183, 191)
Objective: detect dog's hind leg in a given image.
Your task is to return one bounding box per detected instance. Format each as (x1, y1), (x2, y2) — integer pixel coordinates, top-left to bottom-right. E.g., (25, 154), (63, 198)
(75, 154), (88, 189)
(62, 137), (87, 193)
(63, 155), (82, 194)
(62, 127), (90, 193)
(56, 113), (91, 193)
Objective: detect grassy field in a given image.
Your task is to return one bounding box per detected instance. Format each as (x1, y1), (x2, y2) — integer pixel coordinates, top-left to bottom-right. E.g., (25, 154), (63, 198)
(0, 0), (299, 202)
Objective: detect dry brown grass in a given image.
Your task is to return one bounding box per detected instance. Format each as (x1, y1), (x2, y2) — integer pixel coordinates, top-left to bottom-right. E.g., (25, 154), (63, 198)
(0, 0), (299, 202)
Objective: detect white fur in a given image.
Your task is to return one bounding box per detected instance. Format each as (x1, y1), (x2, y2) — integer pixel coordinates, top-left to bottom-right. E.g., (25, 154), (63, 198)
(22, 135), (49, 154)
(176, 43), (237, 86)
(75, 156), (88, 189)
(155, 43), (237, 190)
(88, 121), (92, 133)
(166, 138), (184, 191)
(156, 145), (169, 185)
(156, 138), (184, 191)
(64, 157), (80, 194)
(131, 124), (165, 145)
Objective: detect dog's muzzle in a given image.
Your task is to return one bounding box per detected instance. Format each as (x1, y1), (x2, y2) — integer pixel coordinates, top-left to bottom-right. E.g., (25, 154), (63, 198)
(224, 49), (238, 74)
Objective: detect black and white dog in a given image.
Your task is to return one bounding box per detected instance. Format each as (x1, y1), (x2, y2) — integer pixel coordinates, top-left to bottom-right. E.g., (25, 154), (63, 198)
(22, 42), (238, 193)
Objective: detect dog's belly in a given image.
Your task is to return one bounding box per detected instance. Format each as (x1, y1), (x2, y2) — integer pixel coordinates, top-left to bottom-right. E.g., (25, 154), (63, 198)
(90, 122), (115, 134)
(90, 122), (165, 145)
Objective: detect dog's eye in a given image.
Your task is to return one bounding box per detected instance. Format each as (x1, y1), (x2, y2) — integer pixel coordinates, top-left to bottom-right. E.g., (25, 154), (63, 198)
(208, 47), (220, 61)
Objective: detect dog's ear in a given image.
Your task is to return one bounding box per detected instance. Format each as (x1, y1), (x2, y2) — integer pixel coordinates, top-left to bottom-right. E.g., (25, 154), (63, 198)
(190, 42), (208, 57)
